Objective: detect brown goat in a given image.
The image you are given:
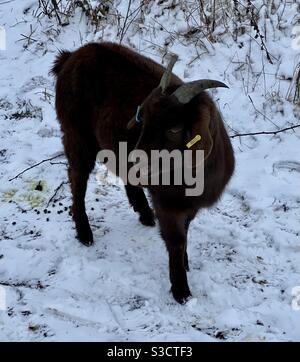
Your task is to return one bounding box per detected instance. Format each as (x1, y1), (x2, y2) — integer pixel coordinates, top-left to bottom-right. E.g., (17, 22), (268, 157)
(52, 42), (235, 303)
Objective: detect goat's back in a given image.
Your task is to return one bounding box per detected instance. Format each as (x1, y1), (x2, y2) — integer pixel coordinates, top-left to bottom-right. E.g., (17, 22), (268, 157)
(53, 42), (182, 148)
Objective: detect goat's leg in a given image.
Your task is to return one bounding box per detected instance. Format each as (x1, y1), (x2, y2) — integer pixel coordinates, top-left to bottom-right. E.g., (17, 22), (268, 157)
(125, 184), (155, 226)
(184, 247), (189, 272)
(68, 166), (94, 246)
(184, 218), (192, 272)
(157, 210), (191, 304)
(64, 135), (97, 246)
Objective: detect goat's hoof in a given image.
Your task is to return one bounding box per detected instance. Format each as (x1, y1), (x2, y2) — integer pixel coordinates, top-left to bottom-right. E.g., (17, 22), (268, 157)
(139, 210), (155, 227)
(76, 225), (94, 247)
(80, 239), (93, 247)
(77, 234), (94, 247)
(171, 286), (191, 304)
(78, 238), (94, 247)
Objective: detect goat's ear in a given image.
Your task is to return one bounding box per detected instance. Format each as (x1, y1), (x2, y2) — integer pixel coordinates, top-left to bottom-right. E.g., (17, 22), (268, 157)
(185, 105), (213, 168)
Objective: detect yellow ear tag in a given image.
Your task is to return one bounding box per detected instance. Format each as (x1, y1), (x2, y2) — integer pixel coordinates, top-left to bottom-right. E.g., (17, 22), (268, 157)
(186, 134), (201, 148)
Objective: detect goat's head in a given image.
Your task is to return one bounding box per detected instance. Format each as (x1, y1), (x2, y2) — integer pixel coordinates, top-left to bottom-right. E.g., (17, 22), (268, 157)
(127, 54), (228, 169)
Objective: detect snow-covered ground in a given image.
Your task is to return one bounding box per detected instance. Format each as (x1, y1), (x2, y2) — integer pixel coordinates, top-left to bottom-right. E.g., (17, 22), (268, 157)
(0, 0), (299, 341)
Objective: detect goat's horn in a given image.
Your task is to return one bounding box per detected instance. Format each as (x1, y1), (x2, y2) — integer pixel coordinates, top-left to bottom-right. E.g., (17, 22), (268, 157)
(159, 54), (178, 94)
(172, 80), (229, 104)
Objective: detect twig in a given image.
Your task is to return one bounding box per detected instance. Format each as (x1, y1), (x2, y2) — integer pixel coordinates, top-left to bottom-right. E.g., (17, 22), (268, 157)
(230, 124), (300, 138)
(16, 24), (38, 47)
(119, 0), (133, 44)
(0, 0), (15, 4)
(46, 181), (68, 207)
(49, 161), (67, 166)
(51, 0), (63, 26)
(9, 153), (65, 181)
(248, 95), (279, 128)
(0, 280), (46, 290)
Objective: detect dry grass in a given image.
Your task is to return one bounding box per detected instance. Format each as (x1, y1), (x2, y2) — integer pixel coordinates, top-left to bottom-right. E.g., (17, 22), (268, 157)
(287, 63), (300, 104)
(33, 0), (300, 107)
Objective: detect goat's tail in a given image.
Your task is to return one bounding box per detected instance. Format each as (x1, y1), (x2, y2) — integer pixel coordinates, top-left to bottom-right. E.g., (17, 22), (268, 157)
(51, 50), (72, 76)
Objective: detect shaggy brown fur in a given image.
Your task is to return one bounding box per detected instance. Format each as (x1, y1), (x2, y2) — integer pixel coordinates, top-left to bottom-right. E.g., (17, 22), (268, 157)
(52, 42), (235, 303)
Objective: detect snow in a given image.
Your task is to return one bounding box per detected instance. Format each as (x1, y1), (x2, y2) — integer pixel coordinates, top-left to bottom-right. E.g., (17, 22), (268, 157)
(0, 0), (299, 341)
